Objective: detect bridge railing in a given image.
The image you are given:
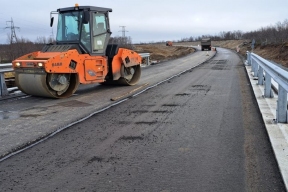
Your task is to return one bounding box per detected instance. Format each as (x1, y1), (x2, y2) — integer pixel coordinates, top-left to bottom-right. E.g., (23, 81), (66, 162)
(246, 52), (288, 123)
(138, 53), (150, 65)
(0, 63), (13, 96)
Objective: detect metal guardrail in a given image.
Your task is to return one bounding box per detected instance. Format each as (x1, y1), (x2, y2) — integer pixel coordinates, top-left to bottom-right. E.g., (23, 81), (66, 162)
(0, 63), (13, 96)
(139, 53), (150, 65)
(246, 52), (288, 123)
(0, 63), (13, 68)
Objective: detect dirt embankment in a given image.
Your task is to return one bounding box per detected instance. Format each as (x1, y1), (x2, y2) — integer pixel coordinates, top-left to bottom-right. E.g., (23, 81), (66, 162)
(134, 44), (195, 62)
(136, 40), (288, 68)
(212, 40), (288, 68)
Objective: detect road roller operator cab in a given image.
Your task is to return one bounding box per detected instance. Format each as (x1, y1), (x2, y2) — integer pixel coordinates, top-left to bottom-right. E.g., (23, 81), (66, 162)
(12, 4), (142, 99)
(50, 4), (112, 55)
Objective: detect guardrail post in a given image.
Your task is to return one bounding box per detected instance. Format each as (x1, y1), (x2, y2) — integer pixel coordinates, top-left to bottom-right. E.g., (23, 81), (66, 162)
(264, 73), (273, 98)
(254, 59), (258, 77)
(146, 56), (150, 65)
(258, 66), (264, 85)
(252, 57), (258, 77)
(246, 52), (250, 65)
(249, 52), (252, 66)
(247, 52), (251, 66)
(277, 85), (288, 123)
(251, 56), (254, 71)
(0, 73), (9, 96)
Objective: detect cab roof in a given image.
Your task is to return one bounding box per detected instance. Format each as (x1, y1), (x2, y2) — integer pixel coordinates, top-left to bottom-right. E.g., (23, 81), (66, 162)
(57, 5), (112, 13)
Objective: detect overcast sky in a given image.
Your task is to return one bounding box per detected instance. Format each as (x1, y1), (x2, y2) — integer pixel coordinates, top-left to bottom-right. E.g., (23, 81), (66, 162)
(0, 0), (287, 44)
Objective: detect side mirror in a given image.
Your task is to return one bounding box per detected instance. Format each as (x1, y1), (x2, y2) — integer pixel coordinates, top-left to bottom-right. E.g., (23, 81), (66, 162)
(50, 17), (54, 27)
(50, 11), (58, 27)
(83, 11), (90, 24)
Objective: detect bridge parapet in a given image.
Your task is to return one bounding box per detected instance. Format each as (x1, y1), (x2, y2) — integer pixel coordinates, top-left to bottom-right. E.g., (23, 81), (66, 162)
(246, 52), (288, 123)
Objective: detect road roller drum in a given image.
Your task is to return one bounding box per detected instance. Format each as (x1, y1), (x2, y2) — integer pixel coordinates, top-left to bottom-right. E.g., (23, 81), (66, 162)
(15, 72), (79, 98)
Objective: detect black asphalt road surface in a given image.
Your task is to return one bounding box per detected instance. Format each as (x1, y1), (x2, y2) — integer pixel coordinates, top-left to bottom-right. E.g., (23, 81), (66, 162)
(0, 48), (285, 191)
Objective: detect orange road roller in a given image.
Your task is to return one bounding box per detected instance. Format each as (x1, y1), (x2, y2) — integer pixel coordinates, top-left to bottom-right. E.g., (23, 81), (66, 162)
(12, 4), (141, 98)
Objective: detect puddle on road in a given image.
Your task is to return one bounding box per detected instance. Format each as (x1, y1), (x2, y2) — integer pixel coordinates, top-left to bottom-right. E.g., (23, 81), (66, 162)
(175, 93), (190, 96)
(119, 136), (144, 141)
(162, 104), (179, 107)
(135, 121), (158, 125)
(0, 111), (20, 120)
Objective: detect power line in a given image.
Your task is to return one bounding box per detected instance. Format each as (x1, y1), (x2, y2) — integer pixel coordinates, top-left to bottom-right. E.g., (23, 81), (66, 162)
(5, 18), (20, 44)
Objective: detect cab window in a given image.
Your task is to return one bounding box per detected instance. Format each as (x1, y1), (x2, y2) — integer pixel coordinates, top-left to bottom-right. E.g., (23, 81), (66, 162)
(92, 13), (107, 53)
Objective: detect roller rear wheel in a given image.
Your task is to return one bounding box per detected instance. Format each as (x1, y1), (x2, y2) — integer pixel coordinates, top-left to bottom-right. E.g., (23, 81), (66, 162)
(100, 65), (141, 86)
(118, 65), (141, 85)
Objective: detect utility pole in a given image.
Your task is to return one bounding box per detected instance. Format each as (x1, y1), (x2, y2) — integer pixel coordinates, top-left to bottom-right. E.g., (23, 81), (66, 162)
(5, 18), (20, 44)
(119, 26), (128, 38)
(119, 26), (128, 44)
